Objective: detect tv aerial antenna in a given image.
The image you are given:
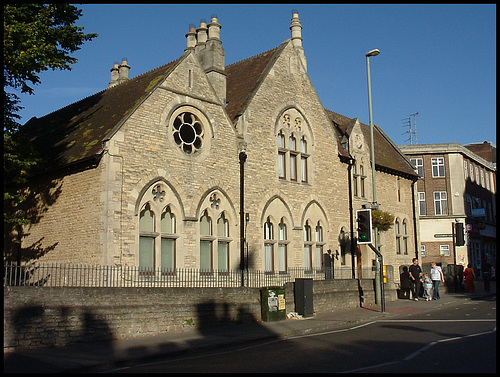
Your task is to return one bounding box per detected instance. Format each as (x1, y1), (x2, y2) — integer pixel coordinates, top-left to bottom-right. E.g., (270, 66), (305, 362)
(401, 112), (419, 145)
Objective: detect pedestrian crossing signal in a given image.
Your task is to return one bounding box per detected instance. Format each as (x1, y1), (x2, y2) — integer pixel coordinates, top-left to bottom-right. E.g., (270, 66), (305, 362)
(356, 209), (373, 244)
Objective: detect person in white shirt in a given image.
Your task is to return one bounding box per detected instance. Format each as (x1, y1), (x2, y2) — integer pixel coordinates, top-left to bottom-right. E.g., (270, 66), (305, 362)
(430, 262), (445, 300)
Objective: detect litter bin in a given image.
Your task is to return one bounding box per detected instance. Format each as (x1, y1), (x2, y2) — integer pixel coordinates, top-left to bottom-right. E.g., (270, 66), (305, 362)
(261, 286), (286, 322)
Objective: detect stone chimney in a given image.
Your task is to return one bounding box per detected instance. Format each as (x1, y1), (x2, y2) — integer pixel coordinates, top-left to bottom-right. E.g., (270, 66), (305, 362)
(290, 10), (307, 72)
(195, 19), (208, 54)
(185, 24), (197, 52)
(117, 58), (130, 84)
(108, 61), (120, 88)
(194, 15), (226, 104)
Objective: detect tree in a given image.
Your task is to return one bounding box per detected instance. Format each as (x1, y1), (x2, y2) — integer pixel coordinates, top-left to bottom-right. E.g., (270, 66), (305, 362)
(371, 210), (395, 232)
(3, 4), (98, 262)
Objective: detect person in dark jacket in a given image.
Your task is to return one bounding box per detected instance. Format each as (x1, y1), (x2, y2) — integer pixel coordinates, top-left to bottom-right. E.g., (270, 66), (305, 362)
(409, 258), (423, 301)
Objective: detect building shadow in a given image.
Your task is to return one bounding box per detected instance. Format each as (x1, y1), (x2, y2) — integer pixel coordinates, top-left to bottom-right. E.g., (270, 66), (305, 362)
(4, 304), (115, 373)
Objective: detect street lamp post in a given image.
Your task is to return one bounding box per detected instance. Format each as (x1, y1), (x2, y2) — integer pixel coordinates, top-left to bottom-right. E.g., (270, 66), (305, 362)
(366, 48), (380, 209)
(366, 49), (384, 310)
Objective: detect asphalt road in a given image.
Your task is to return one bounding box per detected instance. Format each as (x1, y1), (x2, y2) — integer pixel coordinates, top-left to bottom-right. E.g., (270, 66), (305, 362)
(105, 296), (496, 373)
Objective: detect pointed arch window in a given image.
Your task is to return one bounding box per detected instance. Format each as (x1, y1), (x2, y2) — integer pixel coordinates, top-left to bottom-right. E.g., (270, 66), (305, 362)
(353, 164), (358, 197)
(395, 219), (401, 254)
(217, 213), (230, 272)
(160, 207), (176, 272)
(360, 165), (365, 198)
(315, 222), (325, 272)
(402, 219), (408, 255)
(139, 203), (155, 273)
(289, 134), (298, 181)
(304, 221), (313, 272)
(264, 217), (275, 272)
(278, 218), (288, 273)
(278, 130), (286, 179)
(300, 137), (309, 183)
(139, 203), (178, 274)
(200, 211), (213, 273)
(276, 116), (310, 184)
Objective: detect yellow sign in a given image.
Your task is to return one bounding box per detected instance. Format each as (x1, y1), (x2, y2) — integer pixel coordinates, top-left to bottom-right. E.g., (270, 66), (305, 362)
(278, 294), (286, 310)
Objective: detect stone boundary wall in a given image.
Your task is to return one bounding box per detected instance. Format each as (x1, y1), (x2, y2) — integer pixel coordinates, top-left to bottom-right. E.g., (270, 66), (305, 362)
(4, 279), (396, 351)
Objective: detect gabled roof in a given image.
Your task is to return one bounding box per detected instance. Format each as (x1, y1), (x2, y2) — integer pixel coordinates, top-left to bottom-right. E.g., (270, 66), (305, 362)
(225, 43), (286, 123)
(325, 109), (418, 179)
(21, 40), (416, 180)
(21, 58), (180, 171)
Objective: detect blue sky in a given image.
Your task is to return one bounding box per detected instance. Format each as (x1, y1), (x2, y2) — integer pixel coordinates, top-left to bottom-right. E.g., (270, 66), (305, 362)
(15, 4), (496, 146)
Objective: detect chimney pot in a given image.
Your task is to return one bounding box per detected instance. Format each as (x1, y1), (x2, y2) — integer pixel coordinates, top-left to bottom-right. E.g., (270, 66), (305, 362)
(196, 19), (208, 46)
(118, 58), (131, 84)
(185, 23), (197, 51)
(208, 15), (221, 40)
(108, 61), (120, 88)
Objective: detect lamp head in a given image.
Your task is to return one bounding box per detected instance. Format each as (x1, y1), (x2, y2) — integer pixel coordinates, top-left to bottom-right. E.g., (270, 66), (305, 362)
(366, 49), (380, 57)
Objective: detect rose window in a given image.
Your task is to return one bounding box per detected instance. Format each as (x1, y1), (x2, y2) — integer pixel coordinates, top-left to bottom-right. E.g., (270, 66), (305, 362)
(172, 112), (204, 154)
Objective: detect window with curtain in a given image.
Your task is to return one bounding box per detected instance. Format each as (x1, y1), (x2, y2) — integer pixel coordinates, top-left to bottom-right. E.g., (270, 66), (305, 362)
(431, 157), (445, 177)
(411, 158), (424, 178)
(434, 191), (448, 215)
(418, 192), (427, 216)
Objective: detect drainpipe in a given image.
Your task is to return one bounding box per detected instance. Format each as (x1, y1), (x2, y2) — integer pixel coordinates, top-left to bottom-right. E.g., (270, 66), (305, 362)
(239, 151), (247, 287)
(348, 157), (356, 279)
(411, 179), (419, 260)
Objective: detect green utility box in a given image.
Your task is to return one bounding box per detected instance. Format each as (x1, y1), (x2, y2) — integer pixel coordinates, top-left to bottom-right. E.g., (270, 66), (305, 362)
(260, 286), (286, 322)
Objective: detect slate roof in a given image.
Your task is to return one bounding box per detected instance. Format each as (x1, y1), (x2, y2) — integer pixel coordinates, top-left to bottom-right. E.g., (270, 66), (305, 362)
(21, 42), (417, 180)
(225, 44), (285, 123)
(21, 58), (180, 170)
(325, 109), (418, 179)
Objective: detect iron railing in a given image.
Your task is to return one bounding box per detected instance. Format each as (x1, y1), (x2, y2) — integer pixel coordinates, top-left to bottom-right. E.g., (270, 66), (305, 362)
(3, 262), (376, 288)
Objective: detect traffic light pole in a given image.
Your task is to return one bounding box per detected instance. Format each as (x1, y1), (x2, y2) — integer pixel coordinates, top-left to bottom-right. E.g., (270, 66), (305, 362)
(368, 243), (385, 312)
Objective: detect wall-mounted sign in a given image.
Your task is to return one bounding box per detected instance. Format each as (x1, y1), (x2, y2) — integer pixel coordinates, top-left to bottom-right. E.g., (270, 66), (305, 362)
(434, 234), (453, 238)
(472, 208), (486, 217)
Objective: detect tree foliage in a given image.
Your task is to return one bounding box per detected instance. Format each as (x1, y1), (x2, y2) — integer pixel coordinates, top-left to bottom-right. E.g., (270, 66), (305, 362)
(3, 4), (97, 261)
(371, 210), (395, 232)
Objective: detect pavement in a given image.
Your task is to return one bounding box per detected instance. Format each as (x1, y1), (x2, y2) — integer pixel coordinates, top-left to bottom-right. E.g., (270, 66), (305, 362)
(4, 281), (496, 373)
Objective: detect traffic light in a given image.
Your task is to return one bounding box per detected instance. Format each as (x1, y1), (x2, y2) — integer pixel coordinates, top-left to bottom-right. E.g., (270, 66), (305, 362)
(455, 222), (465, 246)
(356, 209), (373, 244)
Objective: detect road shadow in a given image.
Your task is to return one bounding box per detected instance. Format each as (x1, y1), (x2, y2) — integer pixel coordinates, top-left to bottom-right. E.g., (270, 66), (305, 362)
(3, 298), (280, 373)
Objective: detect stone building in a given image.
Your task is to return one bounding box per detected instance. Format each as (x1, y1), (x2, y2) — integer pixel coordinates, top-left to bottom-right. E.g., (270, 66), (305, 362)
(14, 12), (418, 283)
(399, 143), (496, 273)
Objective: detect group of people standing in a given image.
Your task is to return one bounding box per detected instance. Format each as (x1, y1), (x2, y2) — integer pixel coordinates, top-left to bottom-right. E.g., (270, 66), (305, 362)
(404, 258), (445, 301)
(401, 258), (493, 300)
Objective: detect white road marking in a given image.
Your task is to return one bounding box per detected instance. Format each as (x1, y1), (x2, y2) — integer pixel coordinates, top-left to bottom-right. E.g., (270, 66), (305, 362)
(102, 319), (496, 373)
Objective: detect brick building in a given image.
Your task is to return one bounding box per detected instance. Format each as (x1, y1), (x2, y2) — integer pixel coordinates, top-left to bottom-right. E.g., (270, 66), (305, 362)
(11, 12), (418, 283)
(399, 143), (496, 274)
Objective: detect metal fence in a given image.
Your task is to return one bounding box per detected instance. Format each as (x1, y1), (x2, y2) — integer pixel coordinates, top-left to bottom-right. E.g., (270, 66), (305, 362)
(3, 262), (375, 288)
